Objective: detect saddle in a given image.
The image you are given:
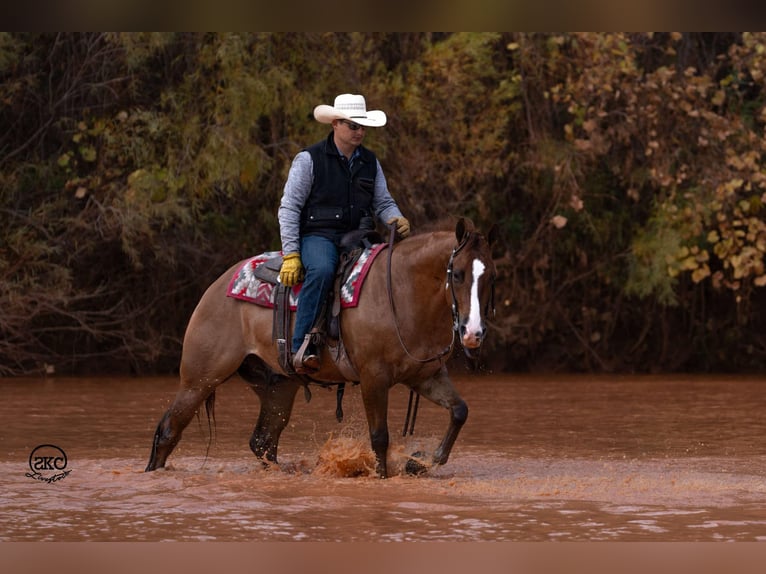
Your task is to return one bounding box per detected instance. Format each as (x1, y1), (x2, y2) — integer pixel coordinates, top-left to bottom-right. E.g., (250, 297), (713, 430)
(259, 229), (384, 383)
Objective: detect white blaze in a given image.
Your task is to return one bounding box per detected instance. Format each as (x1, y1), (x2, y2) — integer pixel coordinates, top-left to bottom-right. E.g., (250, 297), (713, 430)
(465, 258), (486, 338)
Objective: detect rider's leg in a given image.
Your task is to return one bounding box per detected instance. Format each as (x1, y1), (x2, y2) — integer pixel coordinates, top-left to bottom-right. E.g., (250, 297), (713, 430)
(292, 235), (338, 368)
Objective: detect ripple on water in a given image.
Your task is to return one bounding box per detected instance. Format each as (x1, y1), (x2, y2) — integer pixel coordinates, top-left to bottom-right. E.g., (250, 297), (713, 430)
(4, 375), (766, 541)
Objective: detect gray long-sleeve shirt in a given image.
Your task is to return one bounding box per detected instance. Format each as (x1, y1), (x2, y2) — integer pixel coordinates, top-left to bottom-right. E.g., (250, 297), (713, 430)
(278, 149), (404, 254)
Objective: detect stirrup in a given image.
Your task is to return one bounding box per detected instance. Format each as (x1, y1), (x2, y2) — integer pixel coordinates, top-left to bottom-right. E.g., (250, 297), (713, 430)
(293, 332), (321, 373)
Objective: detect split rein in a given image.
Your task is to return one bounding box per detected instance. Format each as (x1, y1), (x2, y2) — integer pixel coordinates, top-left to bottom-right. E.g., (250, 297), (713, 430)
(384, 224), (472, 437)
(385, 224), (468, 366)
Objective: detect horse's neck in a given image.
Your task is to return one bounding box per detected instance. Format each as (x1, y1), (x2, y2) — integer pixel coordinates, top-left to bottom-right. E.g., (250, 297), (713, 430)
(387, 232), (456, 346)
(396, 232), (454, 294)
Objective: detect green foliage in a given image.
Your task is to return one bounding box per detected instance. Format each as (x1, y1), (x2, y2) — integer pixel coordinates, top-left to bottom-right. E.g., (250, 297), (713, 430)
(0, 32), (20, 73)
(626, 213), (682, 306)
(376, 32), (522, 222)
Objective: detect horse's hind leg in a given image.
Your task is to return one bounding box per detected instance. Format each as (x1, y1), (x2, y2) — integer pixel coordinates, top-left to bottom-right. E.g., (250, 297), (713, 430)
(146, 371), (232, 472)
(240, 356), (301, 466)
(409, 366), (468, 471)
(146, 335), (244, 471)
(146, 385), (214, 471)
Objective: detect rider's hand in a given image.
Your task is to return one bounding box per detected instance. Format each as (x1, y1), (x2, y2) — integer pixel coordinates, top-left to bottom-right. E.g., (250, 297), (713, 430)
(279, 252), (304, 286)
(387, 216), (411, 239)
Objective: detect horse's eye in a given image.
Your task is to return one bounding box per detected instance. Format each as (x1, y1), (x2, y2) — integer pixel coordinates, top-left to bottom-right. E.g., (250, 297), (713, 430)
(453, 270), (465, 284)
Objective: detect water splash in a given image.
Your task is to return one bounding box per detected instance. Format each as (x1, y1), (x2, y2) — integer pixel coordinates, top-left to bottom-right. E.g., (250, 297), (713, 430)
(314, 435), (376, 477)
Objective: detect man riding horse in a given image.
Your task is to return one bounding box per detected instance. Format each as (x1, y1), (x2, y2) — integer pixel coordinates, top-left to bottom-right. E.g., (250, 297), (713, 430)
(277, 93), (410, 374)
(145, 95), (498, 478)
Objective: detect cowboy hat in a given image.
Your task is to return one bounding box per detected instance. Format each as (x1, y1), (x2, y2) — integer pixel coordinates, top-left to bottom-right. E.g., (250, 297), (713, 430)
(314, 93), (387, 127)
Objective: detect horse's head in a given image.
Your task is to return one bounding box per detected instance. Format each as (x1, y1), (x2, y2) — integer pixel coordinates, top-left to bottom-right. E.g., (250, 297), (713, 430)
(446, 218), (499, 351)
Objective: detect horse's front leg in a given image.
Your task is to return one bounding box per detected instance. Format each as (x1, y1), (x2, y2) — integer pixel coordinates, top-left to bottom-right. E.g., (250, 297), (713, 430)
(360, 378), (390, 478)
(409, 366), (468, 471)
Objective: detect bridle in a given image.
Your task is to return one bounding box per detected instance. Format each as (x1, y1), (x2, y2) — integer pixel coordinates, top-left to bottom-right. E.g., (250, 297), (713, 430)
(446, 234), (497, 358)
(385, 224), (495, 365)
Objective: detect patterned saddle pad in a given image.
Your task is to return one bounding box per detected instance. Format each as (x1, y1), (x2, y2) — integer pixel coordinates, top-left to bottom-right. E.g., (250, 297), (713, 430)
(226, 243), (387, 310)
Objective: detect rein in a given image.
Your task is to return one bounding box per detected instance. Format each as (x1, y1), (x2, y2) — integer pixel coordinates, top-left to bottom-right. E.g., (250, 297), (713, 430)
(384, 224), (471, 437)
(385, 225), (467, 365)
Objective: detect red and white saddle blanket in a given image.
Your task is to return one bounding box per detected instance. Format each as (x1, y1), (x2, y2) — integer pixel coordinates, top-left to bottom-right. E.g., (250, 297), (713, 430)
(226, 243), (387, 310)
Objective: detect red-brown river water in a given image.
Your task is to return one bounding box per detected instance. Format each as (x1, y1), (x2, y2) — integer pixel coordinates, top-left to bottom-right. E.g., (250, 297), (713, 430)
(2, 373), (766, 542)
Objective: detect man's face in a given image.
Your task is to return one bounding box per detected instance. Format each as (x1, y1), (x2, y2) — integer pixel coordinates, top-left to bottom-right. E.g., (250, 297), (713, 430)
(333, 119), (366, 149)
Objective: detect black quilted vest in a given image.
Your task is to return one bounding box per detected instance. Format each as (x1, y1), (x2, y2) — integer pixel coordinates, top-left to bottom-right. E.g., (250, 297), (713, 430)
(300, 132), (377, 241)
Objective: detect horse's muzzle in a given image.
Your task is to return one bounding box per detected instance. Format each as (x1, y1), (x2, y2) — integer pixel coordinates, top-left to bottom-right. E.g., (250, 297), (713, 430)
(459, 321), (486, 349)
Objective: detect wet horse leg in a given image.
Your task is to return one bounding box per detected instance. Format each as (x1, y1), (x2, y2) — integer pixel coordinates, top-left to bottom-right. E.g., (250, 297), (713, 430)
(359, 378), (391, 478)
(410, 366), (468, 469)
(146, 375), (226, 471)
(146, 324), (246, 471)
(247, 375), (301, 465)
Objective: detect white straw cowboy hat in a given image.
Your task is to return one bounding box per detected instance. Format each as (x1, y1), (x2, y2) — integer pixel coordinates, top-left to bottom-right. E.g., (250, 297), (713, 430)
(313, 93), (387, 127)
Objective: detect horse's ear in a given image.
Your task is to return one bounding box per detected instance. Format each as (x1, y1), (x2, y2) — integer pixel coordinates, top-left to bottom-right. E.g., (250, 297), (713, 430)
(486, 223), (500, 247)
(455, 217), (473, 242)
(455, 218), (467, 242)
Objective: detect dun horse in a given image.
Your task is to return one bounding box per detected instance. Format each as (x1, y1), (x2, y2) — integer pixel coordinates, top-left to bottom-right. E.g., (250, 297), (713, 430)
(146, 218), (498, 478)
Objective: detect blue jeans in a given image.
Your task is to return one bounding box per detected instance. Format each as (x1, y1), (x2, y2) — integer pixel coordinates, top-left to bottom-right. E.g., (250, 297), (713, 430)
(293, 235), (339, 353)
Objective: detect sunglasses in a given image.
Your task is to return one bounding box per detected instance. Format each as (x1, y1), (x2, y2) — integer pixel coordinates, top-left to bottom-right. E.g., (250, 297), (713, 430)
(340, 120), (365, 131)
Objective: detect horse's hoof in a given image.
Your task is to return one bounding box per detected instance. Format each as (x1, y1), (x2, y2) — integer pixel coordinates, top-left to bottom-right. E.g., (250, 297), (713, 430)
(405, 451), (429, 476)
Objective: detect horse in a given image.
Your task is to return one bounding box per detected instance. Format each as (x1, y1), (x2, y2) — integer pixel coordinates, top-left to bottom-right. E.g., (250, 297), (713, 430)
(145, 218), (498, 478)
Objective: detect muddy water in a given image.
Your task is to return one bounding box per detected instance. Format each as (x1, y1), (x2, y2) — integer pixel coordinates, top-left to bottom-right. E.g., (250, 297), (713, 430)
(2, 373), (766, 541)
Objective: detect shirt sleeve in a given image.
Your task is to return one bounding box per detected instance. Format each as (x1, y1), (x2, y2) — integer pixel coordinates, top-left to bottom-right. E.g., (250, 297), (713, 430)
(278, 151), (313, 254)
(371, 159), (404, 224)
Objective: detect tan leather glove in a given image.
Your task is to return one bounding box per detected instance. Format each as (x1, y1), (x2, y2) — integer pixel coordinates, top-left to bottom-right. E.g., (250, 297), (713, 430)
(279, 252), (304, 286)
(387, 216), (411, 238)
